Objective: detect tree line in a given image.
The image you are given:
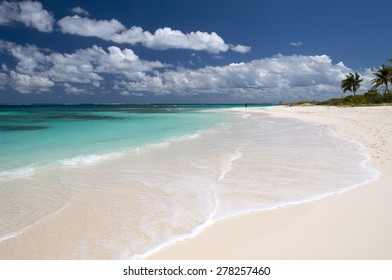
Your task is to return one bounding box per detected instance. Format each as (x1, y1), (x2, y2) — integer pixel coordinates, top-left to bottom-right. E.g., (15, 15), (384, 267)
(337, 59), (392, 105)
(296, 59), (392, 106)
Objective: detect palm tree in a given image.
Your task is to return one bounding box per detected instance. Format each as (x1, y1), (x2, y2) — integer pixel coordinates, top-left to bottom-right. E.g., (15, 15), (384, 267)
(341, 72), (363, 96)
(371, 65), (392, 94)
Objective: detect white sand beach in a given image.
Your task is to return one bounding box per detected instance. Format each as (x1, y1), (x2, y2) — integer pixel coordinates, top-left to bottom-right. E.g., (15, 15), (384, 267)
(149, 105), (392, 259)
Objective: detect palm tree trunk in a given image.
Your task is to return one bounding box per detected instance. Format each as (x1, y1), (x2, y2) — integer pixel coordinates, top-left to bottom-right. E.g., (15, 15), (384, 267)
(385, 81), (388, 94)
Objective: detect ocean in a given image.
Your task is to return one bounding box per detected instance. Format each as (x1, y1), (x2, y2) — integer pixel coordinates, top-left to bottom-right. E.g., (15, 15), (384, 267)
(0, 104), (378, 259)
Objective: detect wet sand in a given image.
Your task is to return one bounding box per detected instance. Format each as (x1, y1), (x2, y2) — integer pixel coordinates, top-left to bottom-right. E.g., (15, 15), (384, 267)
(149, 106), (392, 259)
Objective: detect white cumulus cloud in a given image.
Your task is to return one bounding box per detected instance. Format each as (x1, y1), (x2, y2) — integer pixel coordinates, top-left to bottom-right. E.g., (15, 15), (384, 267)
(139, 28), (230, 53)
(58, 15), (126, 39)
(63, 83), (87, 95)
(10, 71), (54, 93)
(230, 44), (251, 53)
(0, 0), (54, 32)
(58, 15), (249, 54)
(289, 41), (304, 47)
(70, 6), (89, 16)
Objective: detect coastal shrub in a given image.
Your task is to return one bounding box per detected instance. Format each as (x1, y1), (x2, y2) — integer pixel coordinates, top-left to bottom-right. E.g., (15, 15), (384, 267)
(295, 100), (318, 105)
(342, 95), (367, 106)
(296, 94), (392, 106)
(364, 89), (383, 103)
(319, 98), (345, 106)
(317, 95), (370, 106)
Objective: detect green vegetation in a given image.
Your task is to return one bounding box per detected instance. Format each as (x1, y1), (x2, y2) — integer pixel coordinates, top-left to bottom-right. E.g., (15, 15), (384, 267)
(341, 72), (362, 96)
(371, 65), (392, 95)
(296, 59), (392, 106)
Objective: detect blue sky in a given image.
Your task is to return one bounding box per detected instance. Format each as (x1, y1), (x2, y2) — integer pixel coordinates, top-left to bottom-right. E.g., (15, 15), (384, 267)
(0, 0), (391, 104)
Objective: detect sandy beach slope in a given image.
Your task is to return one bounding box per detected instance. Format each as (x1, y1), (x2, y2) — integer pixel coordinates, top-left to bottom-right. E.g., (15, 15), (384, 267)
(149, 106), (392, 259)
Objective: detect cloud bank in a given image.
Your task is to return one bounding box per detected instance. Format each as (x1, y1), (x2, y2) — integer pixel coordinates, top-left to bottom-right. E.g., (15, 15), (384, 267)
(118, 54), (371, 102)
(0, 40), (372, 101)
(0, 40), (167, 94)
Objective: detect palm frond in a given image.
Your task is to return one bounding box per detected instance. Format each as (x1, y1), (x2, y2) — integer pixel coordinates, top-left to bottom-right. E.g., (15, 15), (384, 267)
(341, 72), (362, 95)
(371, 65), (392, 93)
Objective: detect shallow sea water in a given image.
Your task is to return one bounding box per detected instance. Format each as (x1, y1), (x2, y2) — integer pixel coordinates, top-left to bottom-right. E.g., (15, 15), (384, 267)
(0, 105), (378, 259)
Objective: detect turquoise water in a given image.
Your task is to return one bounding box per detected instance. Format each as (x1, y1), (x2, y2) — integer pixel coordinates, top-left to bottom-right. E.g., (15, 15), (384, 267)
(0, 104), (262, 177)
(0, 104), (378, 259)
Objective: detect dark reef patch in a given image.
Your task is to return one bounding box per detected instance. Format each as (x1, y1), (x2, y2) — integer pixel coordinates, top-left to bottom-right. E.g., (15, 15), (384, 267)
(0, 125), (49, 131)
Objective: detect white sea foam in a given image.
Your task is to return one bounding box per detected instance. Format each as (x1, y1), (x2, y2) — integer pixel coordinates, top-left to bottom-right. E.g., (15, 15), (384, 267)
(59, 152), (124, 166)
(218, 150), (243, 180)
(137, 132), (202, 153)
(0, 166), (35, 178)
(0, 232), (20, 242)
(184, 132), (201, 140)
(133, 182), (220, 260)
(167, 132), (201, 143)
